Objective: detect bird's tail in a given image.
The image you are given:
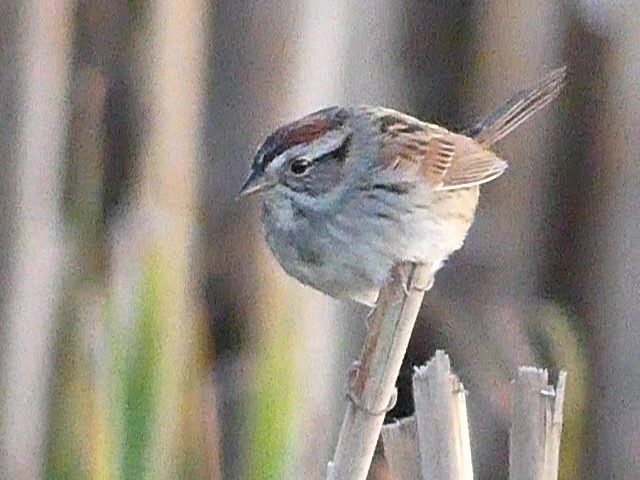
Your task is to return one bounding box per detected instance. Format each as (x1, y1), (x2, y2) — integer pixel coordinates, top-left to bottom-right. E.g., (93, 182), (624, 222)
(465, 66), (566, 147)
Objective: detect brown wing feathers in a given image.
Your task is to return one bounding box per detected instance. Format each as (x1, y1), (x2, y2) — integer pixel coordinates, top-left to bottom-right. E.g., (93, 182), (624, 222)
(377, 67), (565, 191)
(439, 140), (507, 190)
(421, 134), (455, 184)
(378, 120), (507, 191)
(421, 129), (507, 190)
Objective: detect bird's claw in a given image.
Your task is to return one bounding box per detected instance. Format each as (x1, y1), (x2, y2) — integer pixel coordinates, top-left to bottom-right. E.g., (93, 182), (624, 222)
(345, 360), (397, 416)
(391, 262), (434, 296)
(346, 388), (398, 416)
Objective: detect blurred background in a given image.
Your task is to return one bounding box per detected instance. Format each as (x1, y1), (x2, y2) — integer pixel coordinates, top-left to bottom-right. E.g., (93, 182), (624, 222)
(0, 1), (638, 479)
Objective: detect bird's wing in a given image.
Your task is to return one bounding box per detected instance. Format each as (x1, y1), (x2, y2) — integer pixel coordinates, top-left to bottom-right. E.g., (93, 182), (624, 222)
(376, 116), (507, 191)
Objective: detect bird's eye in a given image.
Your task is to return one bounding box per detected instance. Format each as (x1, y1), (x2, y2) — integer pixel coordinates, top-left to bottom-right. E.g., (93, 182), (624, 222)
(289, 158), (312, 175)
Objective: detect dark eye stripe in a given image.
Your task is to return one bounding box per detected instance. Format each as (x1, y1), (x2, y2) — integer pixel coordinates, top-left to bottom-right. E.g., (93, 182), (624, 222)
(282, 133), (352, 195)
(314, 133), (352, 164)
(285, 133), (351, 182)
(256, 121), (332, 170)
(253, 107), (348, 172)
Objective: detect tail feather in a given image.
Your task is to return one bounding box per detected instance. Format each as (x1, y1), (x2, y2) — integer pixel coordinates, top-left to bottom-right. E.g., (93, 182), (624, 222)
(465, 67), (566, 147)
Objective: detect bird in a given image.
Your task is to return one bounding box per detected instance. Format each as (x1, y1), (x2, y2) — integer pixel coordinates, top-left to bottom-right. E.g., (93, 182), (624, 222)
(240, 67), (566, 306)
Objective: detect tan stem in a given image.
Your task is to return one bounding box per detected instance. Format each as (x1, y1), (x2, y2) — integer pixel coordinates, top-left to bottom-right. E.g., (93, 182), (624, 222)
(327, 263), (433, 480)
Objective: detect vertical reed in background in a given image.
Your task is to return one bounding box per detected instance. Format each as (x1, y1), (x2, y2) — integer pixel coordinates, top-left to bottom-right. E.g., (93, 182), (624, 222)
(42, 1), (218, 477)
(132, 1), (215, 478)
(569, 3), (640, 478)
(0, 2), (74, 478)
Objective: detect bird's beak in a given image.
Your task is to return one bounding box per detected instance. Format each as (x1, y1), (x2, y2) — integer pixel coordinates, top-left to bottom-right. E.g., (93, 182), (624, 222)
(238, 170), (273, 198)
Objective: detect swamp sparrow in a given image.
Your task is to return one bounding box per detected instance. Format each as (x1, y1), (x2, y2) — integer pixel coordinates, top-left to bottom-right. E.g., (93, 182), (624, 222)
(240, 68), (566, 306)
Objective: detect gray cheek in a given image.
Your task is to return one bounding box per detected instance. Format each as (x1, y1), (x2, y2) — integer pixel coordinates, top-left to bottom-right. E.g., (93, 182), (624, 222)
(308, 169), (334, 195)
(288, 165), (342, 198)
(261, 193), (316, 245)
(262, 196), (294, 228)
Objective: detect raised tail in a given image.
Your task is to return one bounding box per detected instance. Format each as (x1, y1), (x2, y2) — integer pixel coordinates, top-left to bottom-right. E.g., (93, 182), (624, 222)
(465, 66), (566, 147)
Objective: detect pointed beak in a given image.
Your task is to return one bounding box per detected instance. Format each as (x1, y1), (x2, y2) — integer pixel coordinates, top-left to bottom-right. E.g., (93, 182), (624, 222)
(238, 170), (273, 198)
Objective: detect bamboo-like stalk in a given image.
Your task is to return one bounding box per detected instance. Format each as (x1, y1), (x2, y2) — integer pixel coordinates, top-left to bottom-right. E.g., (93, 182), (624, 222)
(509, 368), (566, 480)
(381, 351), (473, 480)
(327, 263), (433, 480)
(381, 417), (421, 480)
(413, 351), (473, 480)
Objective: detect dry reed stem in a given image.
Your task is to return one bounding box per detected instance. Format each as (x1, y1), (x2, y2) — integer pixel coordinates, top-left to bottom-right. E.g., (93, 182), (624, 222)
(327, 263), (433, 480)
(509, 367), (566, 480)
(413, 351), (473, 480)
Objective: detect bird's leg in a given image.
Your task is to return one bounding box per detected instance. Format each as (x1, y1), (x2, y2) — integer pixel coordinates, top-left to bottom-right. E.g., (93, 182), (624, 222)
(364, 306), (376, 329)
(390, 261), (436, 296)
(344, 360), (397, 416)
(390, 262), (412, 297)
(412, 274), (434, 293)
